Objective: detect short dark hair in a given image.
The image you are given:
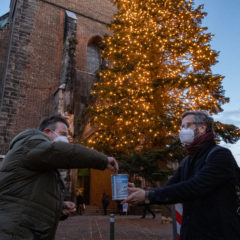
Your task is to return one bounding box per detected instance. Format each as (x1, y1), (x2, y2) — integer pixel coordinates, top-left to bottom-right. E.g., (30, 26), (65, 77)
(182, 111), (214, 133)
(38, 115), (69, 131)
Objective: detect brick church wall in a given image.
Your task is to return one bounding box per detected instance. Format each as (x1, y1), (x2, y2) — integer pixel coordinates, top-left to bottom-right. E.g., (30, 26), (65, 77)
(0, 19), (10, 95)
(0, 0), (66, 153)
(13, 1), (65, 135)
(0, 0), (115, 154)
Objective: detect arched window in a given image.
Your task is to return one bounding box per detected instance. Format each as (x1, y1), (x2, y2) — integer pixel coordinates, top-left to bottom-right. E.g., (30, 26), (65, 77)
(86, 37), (102, 74)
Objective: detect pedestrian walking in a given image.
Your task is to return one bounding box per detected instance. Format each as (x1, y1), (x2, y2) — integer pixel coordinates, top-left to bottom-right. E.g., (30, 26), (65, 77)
(117, 200), (123, 215)
(102, 192), (110, 215)
(76, 189), (85, 215)
(0, 115), (118, 240)
(124, 111), (240, 240)
(141, 203), (155, 219)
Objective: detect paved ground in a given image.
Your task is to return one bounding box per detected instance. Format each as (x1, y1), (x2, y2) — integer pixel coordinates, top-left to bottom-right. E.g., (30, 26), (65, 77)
(55, 214), (173, 240)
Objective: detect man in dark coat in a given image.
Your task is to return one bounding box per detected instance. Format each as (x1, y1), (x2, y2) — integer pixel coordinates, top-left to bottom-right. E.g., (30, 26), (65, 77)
(0, 115), (118, 240)
(124, 111), (240, 240)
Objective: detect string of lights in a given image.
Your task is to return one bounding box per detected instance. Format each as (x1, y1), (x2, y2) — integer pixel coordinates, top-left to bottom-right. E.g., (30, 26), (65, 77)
(85, 0), (232, 153)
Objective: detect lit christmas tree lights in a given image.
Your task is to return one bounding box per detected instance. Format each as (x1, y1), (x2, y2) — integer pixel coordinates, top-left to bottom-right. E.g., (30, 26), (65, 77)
(85, 0), (238, 154)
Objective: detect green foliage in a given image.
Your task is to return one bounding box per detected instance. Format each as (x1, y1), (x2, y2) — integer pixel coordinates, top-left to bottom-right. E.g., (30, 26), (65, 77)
(119, 150), (174, 183)
(215, 121), (240, 144)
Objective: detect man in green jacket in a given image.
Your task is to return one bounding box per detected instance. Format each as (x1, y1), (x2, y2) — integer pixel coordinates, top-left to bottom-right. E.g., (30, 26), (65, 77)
(0, 115), (118, 240)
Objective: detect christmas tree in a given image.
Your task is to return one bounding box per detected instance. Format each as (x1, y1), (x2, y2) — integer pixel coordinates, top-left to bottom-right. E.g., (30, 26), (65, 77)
(85, 0), (239, 155)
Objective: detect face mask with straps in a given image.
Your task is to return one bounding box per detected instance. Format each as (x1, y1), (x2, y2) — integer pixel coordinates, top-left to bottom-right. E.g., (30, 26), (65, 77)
(51, 131), (69, 143)
(179, 128), (195, 144)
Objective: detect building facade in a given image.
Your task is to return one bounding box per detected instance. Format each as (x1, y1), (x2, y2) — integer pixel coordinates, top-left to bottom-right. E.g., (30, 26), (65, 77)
(0, 0), (116, 209)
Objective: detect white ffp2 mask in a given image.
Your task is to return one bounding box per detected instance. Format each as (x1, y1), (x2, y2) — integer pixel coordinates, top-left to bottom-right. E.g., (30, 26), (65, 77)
(53, 135), (69, 143)
(179, 128), (194, 144)
(51, 130), (69, 143)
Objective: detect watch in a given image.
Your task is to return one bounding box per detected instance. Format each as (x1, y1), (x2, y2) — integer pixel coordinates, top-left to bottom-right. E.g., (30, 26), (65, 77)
(144, 190), (150, 204)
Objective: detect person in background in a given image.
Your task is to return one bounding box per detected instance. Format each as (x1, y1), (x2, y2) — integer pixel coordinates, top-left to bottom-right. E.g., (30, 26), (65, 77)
(122, 202), (128, 215)
(124, 111), (240, 240)
(76, 188), (85, 215)
(140, 187), (155, 219)
(141, 203), (155, 219)
(102, 192), (110, 215)
(0, 115), (118, 240)
(116, 200), (123, 215)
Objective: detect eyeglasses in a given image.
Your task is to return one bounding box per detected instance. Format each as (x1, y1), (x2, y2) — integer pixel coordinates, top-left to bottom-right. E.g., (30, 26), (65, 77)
(181, 122), (198, 129)
(51, 130), (69, 137)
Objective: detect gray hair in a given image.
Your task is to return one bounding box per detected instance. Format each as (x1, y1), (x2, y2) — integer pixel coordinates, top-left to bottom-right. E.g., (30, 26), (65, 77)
(182, 111), (214, 133)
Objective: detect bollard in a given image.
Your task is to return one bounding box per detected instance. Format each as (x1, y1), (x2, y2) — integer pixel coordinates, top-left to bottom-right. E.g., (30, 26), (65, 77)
(171, 205), (178, 240)
(110, 214), (115, 240)
(172, 203), (183, 240)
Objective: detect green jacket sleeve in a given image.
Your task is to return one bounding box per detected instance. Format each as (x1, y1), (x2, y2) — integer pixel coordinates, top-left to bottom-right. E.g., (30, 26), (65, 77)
(23, 138), (108, 171)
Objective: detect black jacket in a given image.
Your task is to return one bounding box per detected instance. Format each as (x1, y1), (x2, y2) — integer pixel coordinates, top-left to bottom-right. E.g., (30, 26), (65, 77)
(148, 142), (240, 240)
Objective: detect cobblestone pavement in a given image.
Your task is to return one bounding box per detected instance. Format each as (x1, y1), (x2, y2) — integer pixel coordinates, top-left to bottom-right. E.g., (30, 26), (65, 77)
(55, 214), (173, 240)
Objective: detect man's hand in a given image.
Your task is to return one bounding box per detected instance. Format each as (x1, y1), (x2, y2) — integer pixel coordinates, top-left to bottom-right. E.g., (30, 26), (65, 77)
(62, 201), (76, 216)
(107, 157), (119, 173)
(122, 185), (145, 205)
